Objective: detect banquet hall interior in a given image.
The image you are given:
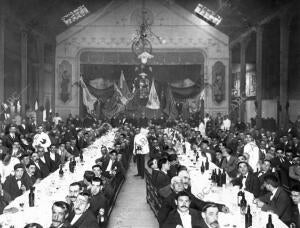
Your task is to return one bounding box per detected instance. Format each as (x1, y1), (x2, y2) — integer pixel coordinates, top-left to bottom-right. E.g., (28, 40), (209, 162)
(0, 0), (300, 227)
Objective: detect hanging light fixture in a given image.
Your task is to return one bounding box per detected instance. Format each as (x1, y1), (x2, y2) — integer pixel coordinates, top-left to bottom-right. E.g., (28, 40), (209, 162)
(131, 0), (164, 58)
(194, 3), (222, 26)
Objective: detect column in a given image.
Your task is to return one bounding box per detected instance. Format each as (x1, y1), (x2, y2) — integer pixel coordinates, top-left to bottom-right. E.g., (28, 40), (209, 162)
(228, 47), (233, 116)
(239, 37), (249, 122)
(36, 37), (45, 106)
(21, 30), (28, 115)
(279, 14), (289, 129)
(0, 4), (5, 104)
(256, 26), (263, 128)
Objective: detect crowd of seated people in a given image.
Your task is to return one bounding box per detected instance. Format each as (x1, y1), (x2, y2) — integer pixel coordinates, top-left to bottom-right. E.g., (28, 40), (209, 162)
(0, 112), (136, 228)
(141, 112), (300, 227)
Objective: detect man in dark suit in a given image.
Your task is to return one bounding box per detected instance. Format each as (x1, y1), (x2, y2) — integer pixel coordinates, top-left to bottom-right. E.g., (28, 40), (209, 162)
(221, 147), (238, 178)
(147, 158), (160, 185)
(36, 146), (51, 178)
(3, 163), (27, 200)
(256, 159), (273, 195)
(102, 150), (120, 178)
(213, 150), (224, 168)
(89, 177), (108, 227)
(270, 147), (291, 188)
(162, 191), (210, 228)
(66, 182), (83, 223)
(255, 174), (292, 225)
(18, 119), (29, 135)
(155, 157), (171, 190)
(231, 161), (261, 197)
(70, 192), (99, 228)
(22, 162), (38, 189)
(3, 125), (20, 149)
(47, 145), (61, 172)
(50, 201), (71, 228)
(290, 184), (300, 227)
(0, 138), (9, 158)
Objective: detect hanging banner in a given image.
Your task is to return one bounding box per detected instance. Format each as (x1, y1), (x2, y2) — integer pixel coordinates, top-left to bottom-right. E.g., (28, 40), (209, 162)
(146, 80), (160, 110)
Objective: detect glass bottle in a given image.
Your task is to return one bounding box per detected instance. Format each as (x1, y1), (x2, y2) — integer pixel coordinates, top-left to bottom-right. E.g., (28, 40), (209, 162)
(245, 205), (252, 228)
(29, 187), (35, 207)
(266, 214), (274, 228)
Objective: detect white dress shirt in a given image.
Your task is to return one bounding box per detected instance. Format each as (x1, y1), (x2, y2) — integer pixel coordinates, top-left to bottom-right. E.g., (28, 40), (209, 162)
(106, 159), (113, 172)
(177, 210), (192, 228)
(242, 173), (248, 190)
(70, 214), (81, 225)
(270, 187), (278, 201)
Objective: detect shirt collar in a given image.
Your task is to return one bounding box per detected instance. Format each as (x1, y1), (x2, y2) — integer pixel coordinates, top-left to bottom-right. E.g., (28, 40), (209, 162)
(271, 187), (278, 197)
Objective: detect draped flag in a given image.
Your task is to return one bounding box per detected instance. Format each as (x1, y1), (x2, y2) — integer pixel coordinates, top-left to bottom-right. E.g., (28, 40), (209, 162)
(79, 76), (97, 113)
(146, 80), (160, 109)
(102, 83), (126, 119)
(119, 70), (132, 100)
(163, 85), (178, 119)
(187, 88), (205, 113)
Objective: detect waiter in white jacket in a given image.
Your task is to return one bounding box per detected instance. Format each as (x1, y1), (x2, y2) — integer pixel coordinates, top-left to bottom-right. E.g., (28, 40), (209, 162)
(133, 128), (149, 179)
(243, 134), (260, 171)
(32, 125), (51, 152)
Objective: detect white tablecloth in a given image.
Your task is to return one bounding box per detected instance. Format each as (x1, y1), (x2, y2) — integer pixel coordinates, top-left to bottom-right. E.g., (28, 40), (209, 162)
(0, 130), (116, 228)
(178, 153), (288, 228)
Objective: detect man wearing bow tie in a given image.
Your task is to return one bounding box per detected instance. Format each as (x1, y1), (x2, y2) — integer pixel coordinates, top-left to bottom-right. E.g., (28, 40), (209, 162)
(3, 163), (27, 200)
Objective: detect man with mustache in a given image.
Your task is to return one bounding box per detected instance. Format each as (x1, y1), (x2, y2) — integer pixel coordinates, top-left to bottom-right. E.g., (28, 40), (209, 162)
(50, 201), (71, 228)
(65, 182), (82, 222)
(162, 191), (204, 228)
(201, 204), (220, 228)
(70, 192), (99, 228)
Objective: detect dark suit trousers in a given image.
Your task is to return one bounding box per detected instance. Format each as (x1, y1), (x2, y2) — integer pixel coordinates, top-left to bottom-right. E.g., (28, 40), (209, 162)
(136, 154), (145, 177)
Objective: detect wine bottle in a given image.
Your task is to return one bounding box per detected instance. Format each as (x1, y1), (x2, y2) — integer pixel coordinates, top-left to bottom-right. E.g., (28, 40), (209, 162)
(80, 152), (84, 162)
(201, 162), (205, 174)
(222, 169), (226, 185)
(266, 214), (274, 228)
(245, 205), (252, 228)
(182, 144), (186, 154)
(217, 169), (222, 187)
(240, 193), (247, 214)
(196, 151), (199, 162)
(205, 158), (209, 170)
(59, 164), (64, 177)
(211, 169), (215, 182)
(237, 187), (243, 206)
(29, 187), (35, 207)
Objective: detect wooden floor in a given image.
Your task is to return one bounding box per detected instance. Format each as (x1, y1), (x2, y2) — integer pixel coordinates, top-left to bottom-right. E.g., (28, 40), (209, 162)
(107, 159), (159, 228)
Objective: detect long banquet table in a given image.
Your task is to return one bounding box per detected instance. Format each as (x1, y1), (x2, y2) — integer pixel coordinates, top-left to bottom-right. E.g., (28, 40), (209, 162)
(0, 130), (116, 228)
(178, 149), (288, 228)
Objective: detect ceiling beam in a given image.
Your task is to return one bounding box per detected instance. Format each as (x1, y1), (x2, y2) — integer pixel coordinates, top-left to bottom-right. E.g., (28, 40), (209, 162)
(229, 1), (295, 47)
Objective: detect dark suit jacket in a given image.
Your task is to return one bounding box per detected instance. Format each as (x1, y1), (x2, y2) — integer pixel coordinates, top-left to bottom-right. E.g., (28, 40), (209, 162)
(90, 191), (108, 219)
(45, 152), (61, 172)
(152, 169), (160, 186)
(3, 175), (26, 200)
(37, 157), (51, 178)
(270, 157), (290, 187)
(155, 171), (171, 190)
(231, 172), (261, 197)
(291, 204), (300, 227)
(162, 209), (207, 228)
(259, 187), (292, 224)
(66, 146), (80, 157)
(221, 156), (238, 178)
(22, 171), (37, 189)
(158, 190), (224, 225)
(3, 134), (20, 149)
(214, 158), (224, 168)
(71, 209), (99, 228)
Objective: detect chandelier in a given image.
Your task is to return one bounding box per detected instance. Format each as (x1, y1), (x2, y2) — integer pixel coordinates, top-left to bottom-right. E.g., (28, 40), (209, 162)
(131, 0), (165, 58)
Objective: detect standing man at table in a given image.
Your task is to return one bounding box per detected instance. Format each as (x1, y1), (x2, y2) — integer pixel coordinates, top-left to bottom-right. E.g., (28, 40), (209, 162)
(243, 134), (260, 171)
(133, 128), (149, 179)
